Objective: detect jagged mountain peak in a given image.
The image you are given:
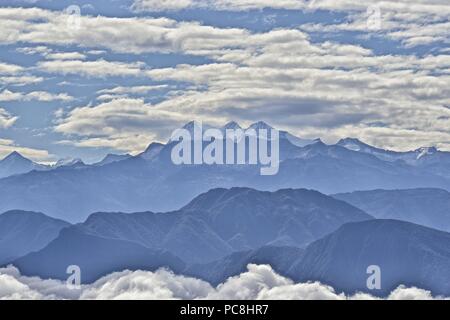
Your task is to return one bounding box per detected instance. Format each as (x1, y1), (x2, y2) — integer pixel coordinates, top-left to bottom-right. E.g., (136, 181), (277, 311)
(55, 157), (84, 167)
(223, 121), (242, 130)
(247, 121), (273, 130)
(1, 151), (30, 162)
(336, 137), (373, 151)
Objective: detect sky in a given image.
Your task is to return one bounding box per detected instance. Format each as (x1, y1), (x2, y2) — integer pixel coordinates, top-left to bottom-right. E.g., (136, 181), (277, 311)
(0, 0), (449, 163)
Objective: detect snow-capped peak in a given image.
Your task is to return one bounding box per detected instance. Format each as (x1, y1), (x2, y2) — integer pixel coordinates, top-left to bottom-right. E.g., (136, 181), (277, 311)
(247, 121), (273, 131)
(55, 157), (84, 167)
(337, 138), (366, 151)
(223, 121), (242, 130)
(141, 142), (164, 160)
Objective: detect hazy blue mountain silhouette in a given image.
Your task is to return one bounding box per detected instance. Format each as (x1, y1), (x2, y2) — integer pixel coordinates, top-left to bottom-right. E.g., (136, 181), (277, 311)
(1, 122), (450, 222)
(9, 187), (371, 281)
(185, 246), (304, 285)
(0, 210), (70, 264)
(333, 188), (450, 232)
(0, 151), (46, 179)
(13, 226), (185, 283)
(289, 219), (450, 296)
(94, 153), (131, 166)
(5, 195), (450, 295)
(337, 138), (450, 169)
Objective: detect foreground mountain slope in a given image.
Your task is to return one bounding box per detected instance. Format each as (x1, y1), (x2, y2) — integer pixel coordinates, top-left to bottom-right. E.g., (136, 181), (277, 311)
(0, 210), (70, 264)
(333, 188), (450, 232)
(289, 219), (450, 296)
(13, 226), (185, 283)
(180, 187), (372, 248)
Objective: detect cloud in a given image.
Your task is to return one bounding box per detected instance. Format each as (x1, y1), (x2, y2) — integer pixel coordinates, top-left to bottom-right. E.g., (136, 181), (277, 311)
(0, 264), (447, 300)
(132, 0), (196, 12)
(95, 85), (169, 101)
(2, 6), (449, 152)
(0, 61), (42, 85)
(0, 7), (248, 55)
(131, 0), (308, 12)
(0, 89), (73, 102)
(37, 59), (146, 78)
(0, 75), (44, 86)
(131, 0), (450, 47)
(0, 108), (18, 129)
(45, 52), (87, 60)
(0, 62), (24, 75)
(54, 98), (187, 152)
(97, 85), (169, 95)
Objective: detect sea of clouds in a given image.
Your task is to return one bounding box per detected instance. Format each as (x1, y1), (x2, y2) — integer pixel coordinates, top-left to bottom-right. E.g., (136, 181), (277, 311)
(0, 264), (445, 300)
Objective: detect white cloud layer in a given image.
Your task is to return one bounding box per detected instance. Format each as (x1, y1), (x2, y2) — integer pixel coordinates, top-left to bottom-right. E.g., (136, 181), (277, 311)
(0, 264), (446, 300)
(0, 89), (73, 102)
(0, 108), (17, 129)
(0, 5), (448, 153)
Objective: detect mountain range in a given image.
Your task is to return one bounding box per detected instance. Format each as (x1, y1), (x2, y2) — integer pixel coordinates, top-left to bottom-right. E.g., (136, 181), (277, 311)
(333, 188), (450, 232)
(1, 121), (450, 222)
(0, 210), (69, 265)
(0, 151), (46, 179)
(1, 121), (450, 297)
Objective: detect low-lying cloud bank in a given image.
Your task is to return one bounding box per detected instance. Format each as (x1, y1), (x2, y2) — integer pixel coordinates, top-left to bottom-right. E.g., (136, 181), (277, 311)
(0, 264), (445, 300)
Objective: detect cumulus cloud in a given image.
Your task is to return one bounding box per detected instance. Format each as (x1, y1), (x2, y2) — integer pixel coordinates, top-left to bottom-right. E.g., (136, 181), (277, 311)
(132, 0), (309, 12)
(54, 98), (186, 152)
(98, 85), (169, 95)
(95, 85), (169, 101)
(1, 6), (449, 152)
(0, 62), (24, 75)
(0, 264), (447, 300)
(131, 1), (450, 47)
(132, 0), (196, 12)
(0, 75), (44, 86)
(0, 89), (73, 102)
(0, 108), (18, 129)
(37, 59), (145, 78)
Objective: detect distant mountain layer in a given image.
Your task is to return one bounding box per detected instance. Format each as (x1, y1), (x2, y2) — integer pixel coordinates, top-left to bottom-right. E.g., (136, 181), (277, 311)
(1, 122), (450, 222)
(185, 246), (304, 286)
(9, 187), (371, 281)
(289, 219), (450, 296)
(333, 188), (450, 232)
(94, 153), (131, 166)
(0, 210), (70, 265)
(0, 151), (46, 179)
(189, 219), (450, 296)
